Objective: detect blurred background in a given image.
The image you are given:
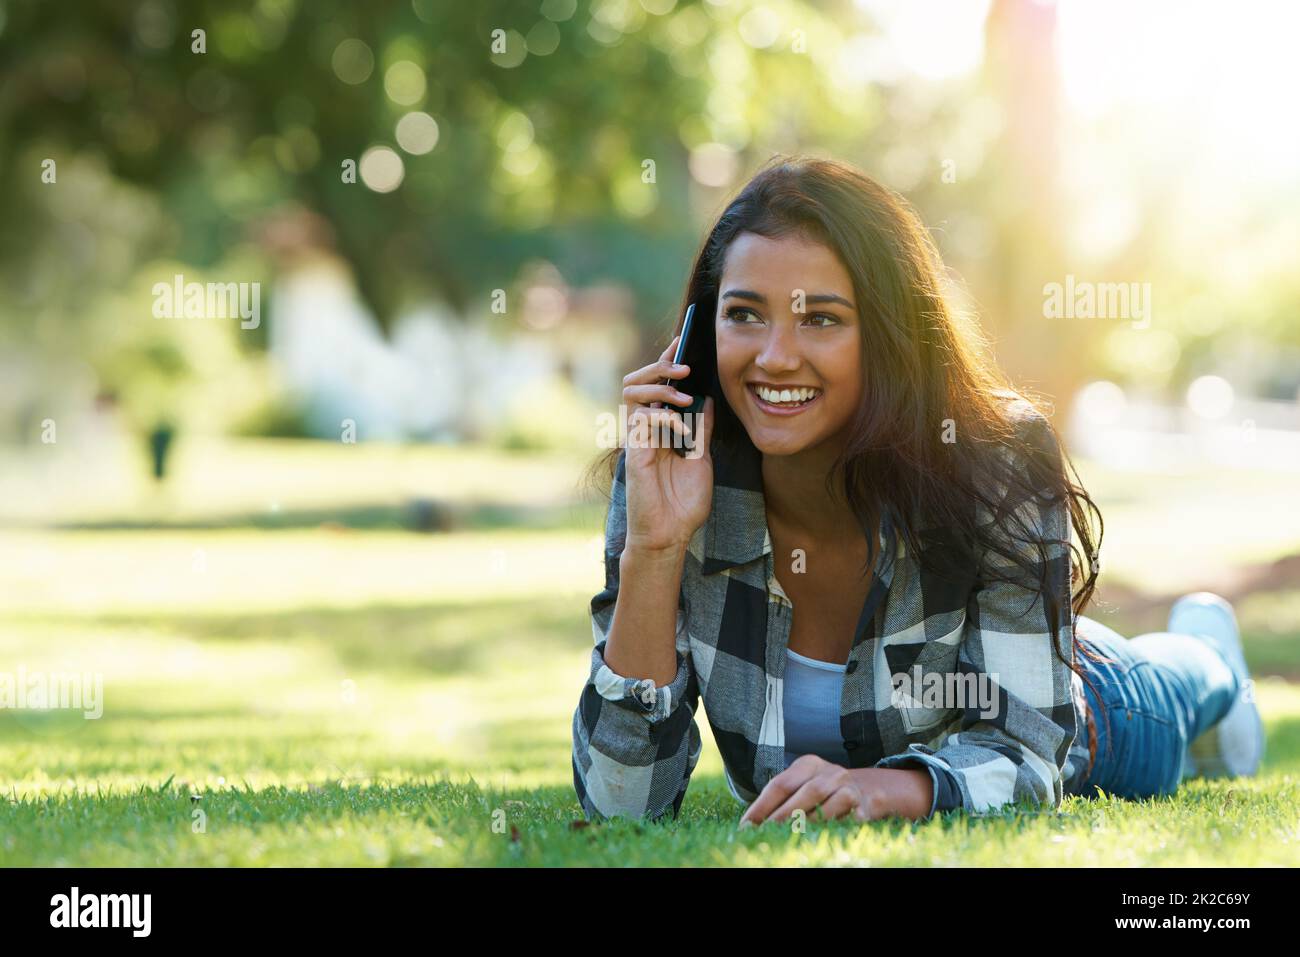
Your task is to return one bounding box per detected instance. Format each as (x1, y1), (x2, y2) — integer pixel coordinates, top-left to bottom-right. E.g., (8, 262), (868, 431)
(1, 0), (1298, 859)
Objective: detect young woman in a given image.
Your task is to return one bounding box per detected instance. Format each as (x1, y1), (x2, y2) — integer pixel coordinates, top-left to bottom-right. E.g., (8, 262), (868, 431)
(571, 155), (1265, 826)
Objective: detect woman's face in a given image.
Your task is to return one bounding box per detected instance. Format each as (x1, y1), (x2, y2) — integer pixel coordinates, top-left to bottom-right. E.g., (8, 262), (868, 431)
(715, 230), (863, 457)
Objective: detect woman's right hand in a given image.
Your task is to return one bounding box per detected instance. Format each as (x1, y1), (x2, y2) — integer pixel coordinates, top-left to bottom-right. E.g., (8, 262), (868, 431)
(621, 333), (716, 555)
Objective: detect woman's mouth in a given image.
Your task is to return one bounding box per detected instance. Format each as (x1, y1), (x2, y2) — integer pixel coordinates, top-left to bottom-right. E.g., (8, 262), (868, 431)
(747, 383), (823, 416)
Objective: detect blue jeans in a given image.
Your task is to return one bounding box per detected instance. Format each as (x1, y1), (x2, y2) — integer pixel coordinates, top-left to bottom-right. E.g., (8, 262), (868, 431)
(1066, 615), (1240, 799)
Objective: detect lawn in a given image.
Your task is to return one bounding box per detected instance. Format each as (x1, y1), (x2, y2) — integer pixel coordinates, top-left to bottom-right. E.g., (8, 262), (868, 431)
(1, 438), (1298, 866)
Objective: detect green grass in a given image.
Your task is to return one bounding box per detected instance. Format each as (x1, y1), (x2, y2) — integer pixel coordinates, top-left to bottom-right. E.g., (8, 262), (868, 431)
(1, 438), (1299, 866)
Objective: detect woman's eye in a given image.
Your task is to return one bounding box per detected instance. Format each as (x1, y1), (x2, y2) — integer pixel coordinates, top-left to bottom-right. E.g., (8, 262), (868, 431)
(722, 307), (839, 326)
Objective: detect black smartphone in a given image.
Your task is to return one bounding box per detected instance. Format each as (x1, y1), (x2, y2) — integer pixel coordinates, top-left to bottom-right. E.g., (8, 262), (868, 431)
(662, 302), (706, 417)
(657, 302), (707, 458)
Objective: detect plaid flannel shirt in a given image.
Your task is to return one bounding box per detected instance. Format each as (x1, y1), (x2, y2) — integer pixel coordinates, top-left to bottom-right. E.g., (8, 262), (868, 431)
(572, 394), (1086, 822)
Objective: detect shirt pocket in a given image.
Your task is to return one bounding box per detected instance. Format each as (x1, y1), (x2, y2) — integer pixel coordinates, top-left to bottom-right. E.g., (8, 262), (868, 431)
(893, 639), (962, 736)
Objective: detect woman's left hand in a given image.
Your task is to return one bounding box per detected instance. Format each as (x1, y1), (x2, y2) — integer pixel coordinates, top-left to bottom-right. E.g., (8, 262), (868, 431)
(738, 755), (887, 827)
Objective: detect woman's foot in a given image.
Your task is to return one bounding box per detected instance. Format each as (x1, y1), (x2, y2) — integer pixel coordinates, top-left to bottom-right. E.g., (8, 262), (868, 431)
(1168, 592), (1265, 778)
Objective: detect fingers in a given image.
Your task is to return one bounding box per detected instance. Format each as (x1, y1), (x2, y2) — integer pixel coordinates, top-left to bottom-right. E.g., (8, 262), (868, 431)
(769, 774), (840, 824)
(624, 359), (690, 394)
(622, 334), (692, 422)
(737, 757), (870, 828)
(625, 382), (694, 409)
(618, 332), (702, 447)
(658, 333), (681, 363)
(626, 406), (693, 448)
(814, 787), (862, 822)
(626, 335), (690, 391)
(738, 759), (819, 827)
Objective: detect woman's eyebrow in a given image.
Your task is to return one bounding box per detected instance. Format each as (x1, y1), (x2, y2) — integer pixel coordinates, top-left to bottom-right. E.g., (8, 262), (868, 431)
(720, 288), (768, 304)
(721, 288), (855, 309)
(806, 292), (855, 309)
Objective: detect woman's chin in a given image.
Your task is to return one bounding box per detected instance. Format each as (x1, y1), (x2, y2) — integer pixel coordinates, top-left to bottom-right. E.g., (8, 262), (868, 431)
(745, 425), (820, 457)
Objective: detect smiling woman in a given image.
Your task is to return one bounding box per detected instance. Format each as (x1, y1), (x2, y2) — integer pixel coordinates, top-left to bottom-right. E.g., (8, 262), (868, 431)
(572, 154), (1263, 828)
(717, 235), (859, 440)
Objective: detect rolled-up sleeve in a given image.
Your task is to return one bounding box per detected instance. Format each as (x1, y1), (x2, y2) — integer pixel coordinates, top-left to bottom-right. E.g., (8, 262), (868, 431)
(875, 409), (1078, 817)
(571, 450), (703, 823)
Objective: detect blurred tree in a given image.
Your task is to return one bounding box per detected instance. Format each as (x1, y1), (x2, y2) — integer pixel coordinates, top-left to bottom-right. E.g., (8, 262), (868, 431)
(13, 0), (1290, 421)
(0, 0), (915, 337)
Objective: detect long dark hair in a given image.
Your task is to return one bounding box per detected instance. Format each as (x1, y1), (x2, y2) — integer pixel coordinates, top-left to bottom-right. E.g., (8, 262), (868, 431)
(585, 153), (1111, 782)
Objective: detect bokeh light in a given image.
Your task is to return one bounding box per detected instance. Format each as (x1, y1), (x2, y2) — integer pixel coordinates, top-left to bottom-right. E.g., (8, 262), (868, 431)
(384, 61), (426, 105)
(526, 21), (562, 56)
(1187, 375), (1236, 421)
(688, 142), (738, 187)
(331, 38), (374, 85)
(395, 112), (440, 155)
(1076, 380), (1128, 426)
(359, 145), (405, 192)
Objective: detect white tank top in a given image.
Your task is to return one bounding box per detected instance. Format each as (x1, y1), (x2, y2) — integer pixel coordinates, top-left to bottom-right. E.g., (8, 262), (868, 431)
(782, 647), (852, 768)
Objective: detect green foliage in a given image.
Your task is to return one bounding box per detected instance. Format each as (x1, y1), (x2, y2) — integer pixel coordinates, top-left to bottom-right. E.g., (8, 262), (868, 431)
(86, 263), (279, 436)
(489, 374), (602, 454)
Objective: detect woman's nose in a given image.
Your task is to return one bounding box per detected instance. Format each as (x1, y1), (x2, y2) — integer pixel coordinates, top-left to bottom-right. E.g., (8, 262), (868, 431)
(756, 324), (802, 373)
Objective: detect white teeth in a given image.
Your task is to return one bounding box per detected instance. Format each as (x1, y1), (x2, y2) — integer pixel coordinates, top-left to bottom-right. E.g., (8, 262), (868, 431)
(754, 385), (820, 404)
